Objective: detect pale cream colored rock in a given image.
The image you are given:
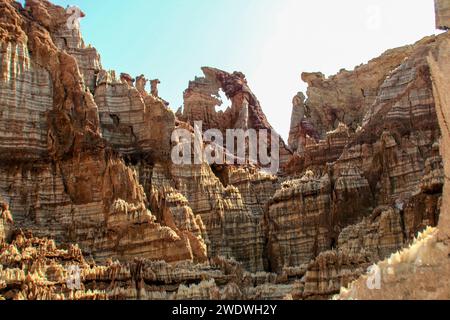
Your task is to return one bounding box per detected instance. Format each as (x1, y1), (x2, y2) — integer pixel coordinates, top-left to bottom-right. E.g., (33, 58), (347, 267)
(435, 0), (450, 29)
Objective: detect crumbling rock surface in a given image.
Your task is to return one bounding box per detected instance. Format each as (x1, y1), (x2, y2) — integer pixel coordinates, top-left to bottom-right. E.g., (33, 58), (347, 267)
(289, 45), (415, 145)
(150, 163), (275, 273)
(289, 206), (414, 299)
(0, 200), (12, 243)
(94, 70), (175, 160)
(266, 173), (333, 273)
(0, 232), (295, 300)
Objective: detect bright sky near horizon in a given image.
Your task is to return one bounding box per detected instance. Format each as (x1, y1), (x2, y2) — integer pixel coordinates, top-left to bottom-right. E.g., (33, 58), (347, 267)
(20, 0), (438, 140)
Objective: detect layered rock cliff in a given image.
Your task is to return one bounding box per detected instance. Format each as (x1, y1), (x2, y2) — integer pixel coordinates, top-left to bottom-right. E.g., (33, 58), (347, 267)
(274, 33), (446, 291)
(0, 0), (448, 300)
(0, 0), (280, 278)
(337, 13), (450, 299)
(0, 0), (204, 266)
(435, 0), (450, 30)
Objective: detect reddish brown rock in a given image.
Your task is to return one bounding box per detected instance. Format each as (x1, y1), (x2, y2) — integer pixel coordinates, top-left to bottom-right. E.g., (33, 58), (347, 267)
(179, 67), (292, 168)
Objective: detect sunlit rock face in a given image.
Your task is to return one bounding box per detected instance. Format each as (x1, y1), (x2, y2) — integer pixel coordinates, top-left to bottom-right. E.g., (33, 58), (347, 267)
(336, 30), (450, 300)
(0, 41), (52, 161)
(275, 32), (448, 297)
(336, 25), (450, 301)
(0, 0), (448, 301)
(178, 67), (293, 167)
(289, 46), (414, 145)
(0, 232), (294, 300)
(435, 0), (450, 30)
(0, 199), (12, 243)
(0, 0), (281, 276)
(94, 72), (175, 160)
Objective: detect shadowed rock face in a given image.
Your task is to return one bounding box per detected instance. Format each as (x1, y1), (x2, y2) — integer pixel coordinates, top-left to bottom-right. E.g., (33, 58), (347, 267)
(0, 0), (448, 300)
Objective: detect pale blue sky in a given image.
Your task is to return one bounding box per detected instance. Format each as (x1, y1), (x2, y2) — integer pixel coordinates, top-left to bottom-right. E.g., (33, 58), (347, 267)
(20, 0), (438, 139)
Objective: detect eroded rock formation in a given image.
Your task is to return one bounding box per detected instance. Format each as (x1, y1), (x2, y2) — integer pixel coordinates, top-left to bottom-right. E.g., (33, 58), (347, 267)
(0, 0), (448, 301)
(0, 0), (280, 280)
(276, 31), (448, 297)
(0, 0), (203, 267)
(337, 17), (450, 300)
(178, 67), (292, 167)
(435, 0), (450, 30)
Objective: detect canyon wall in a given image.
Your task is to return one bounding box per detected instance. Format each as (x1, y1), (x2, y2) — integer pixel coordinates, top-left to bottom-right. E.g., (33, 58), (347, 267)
(0, 0), (204, 266)
(337, 16), (450, 299)
(272, 33), (446, 289)
(0, 0), (448, 300)
(435, 0), (450, 29)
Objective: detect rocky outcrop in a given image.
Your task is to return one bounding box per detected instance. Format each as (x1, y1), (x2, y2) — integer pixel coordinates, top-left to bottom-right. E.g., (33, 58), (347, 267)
(0, 200), (12, 243)
(430, 33), (450, 243)
(289, 46), (414, 144)
(435, 0), (450, 30)
(266, 173), (333, 272)
(289, 206), (408, 299)
(180, 67), (272, 132)
(178, 67), (292, 168)
(0, 0), (448, 301)
(337, 227), (450, 300)
(94, 70), (175, 160)
(0, 232), (296, 300)
(336, 23), (450, 301)
(272, 33), (447, 285)
(150, 163), (274, 272)
(298, 250), (371, 300)
(0, 0), (204, 266)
